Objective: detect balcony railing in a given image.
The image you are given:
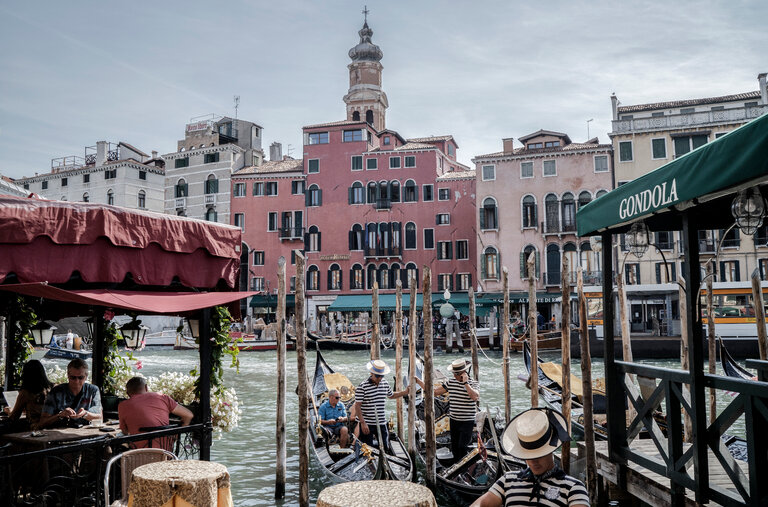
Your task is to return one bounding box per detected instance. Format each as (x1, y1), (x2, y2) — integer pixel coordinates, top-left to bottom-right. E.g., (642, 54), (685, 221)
(542, 271), (602, 286)
(375, 198), (391, 210)
(541, 221), (577, 235)
(544, 272), (561, 286)
(677, 239), (717, 254)
(204, 194), (216, 206)
(612, 105), (768, 134)
(279, 226), (305, 240)
(175, 197), (186, 209)
(364, 246), (402, 258)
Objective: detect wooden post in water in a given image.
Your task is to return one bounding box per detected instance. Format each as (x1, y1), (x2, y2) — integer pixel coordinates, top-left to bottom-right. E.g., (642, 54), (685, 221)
(577, 269), (597, 505)
(616, 272), (634, 365)
(502, 267), (511, 422)
(469, 287), (479, 382)
(395, 280), (404, 441)
(407, 275), (418, 466)
(527, 252), (539, 408)
(752, 268), (768, 360)
(706, 263), (717, 423)
(371, 281), (380, 360)
(275, 257), (287, 500)
(560, 257), (571, 473)
(295, 251), (309, 507)
(422, 267), (436, 489)
(679, 276), (693, 443)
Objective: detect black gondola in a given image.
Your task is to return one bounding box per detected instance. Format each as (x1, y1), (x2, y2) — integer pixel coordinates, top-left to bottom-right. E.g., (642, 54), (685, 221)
(306, 329), (374, 350)
(307, 349), (414, 483)
(718, 336), (756, 381)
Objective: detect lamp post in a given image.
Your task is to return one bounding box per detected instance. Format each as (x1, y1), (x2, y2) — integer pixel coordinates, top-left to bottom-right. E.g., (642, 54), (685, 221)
(188, 318), (201, 339)
(731, 187), (765, 235)
(29, 321), (56, 347)
(120, 319), (148, 350)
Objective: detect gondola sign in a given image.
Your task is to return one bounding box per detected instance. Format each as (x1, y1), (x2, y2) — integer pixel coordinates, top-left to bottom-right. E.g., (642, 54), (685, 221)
(618, 178), (678, 220)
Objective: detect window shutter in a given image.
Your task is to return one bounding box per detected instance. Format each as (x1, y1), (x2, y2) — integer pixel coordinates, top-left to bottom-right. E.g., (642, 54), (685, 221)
(414, 185), (419, 202)
(436, 214), (440, 225)
(349, 269), (355, 289)
(671, 263), (677, 283)
(468, 273), (472, 291)
(318, 189), (322, 206)
(349, 230), (354, 250)
(304, 233), (309, 251)
(520, 252), (526, 278)
(479, 208), (486, 230)
(533, 205), (538, 228)
(655, 263), (661, 284)
(388, 268), (394, 288)
(437, 276), (444, 292)
(305, 191), (311, 207)
(401, 268), (408, 287)
(495, 254), (500, 279)
(339, 270), (343, 290)
(348, 187), (353, 204)
(447, 242), (453, 259)
(734, 261), (741, 281)
(327, 270), (332, 290)
(318, 232), (322, 252)
(719, 262), (725, 282)
(481, 255), (488, 280)
(535, 252), (541, 279)
(213, 211), (218, 222)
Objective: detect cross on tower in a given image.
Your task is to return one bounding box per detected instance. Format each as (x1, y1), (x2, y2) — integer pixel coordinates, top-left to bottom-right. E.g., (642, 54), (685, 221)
(362, 5), (369, 22)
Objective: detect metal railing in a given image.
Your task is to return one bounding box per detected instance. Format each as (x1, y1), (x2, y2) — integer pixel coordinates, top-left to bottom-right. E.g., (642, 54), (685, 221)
(364, 246), (402, 258)
(374, 198), (391, 210)
(678, 239), (716, 254)
(279, 226), (305, 240)
(543, 272), (561, 286)
(611, 105), (768, 134)
(541, 220), (577, 234)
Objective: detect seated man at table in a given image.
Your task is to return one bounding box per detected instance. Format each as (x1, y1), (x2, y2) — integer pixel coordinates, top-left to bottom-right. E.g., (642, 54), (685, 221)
(119, 376), (193, 449)
(318, 389), (349, 447)
(38, 358), (102, 428)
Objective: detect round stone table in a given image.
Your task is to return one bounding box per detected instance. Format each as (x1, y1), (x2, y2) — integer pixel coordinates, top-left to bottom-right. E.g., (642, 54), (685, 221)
(127, 459), (233, 507)
(316, 480), (437, 507)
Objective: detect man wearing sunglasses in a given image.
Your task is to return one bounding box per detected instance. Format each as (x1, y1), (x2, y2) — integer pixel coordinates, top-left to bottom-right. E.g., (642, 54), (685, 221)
(39, 358), (102, 428)
(318, 389), (349, 447)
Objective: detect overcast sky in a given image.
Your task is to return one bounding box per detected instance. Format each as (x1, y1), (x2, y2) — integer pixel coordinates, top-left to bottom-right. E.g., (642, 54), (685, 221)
(1, 1), (766, 179)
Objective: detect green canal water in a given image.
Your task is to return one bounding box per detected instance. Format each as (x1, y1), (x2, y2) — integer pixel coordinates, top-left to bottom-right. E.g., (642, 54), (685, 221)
(36, 347), (748, 506)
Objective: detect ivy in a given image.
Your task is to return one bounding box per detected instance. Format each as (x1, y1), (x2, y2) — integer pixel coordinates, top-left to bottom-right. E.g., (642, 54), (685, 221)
(7, 296), (36, 387)
(102, 311), (141, 396)
(192, 306), (241, 398)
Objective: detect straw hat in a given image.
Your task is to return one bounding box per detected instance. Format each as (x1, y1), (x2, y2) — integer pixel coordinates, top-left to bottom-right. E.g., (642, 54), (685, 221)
(501, 408), (570, 460)
(447, 358), (470, 375)
(366, 359), (391, 376)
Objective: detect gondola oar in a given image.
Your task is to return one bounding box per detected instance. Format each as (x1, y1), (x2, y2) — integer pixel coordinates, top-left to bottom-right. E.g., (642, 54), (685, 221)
(373, 404), (397, 480)
(486, 406), (511, 474)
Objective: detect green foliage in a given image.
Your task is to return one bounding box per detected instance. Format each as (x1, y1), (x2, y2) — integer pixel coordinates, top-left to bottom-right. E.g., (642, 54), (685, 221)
(9, 296), (36, 387)
(192, 306), (241, 398)
(102, 319), (140, 396)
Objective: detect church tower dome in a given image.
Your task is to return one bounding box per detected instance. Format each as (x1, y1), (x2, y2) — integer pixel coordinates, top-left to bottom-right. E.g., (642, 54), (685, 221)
(344, 13), (388, 131)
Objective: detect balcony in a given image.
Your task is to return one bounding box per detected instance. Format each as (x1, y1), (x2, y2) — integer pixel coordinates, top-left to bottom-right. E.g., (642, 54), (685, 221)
(544, 272), (561, 286)
(279, 226), (304, 240)
(541, 221), (577, 235)
(611, 105), (768, 134)
(374, 198), (391, 210)
(677, 239), (717, 254)
(204, 194), (216, 206)
(175, 197), (186, 209)
(543, 271), (602, 287)
(364, 246), (402, 258)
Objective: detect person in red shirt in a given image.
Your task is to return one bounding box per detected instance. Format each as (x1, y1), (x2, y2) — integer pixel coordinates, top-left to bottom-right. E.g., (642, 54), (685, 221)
(118, 377), (193, 449)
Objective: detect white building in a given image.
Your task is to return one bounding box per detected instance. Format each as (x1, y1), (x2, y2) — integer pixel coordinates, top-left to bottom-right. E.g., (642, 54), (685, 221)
(15, 141), (165, 211)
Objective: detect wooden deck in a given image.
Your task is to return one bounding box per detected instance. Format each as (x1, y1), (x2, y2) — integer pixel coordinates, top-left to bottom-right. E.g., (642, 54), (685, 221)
(579, 440), (750, 506)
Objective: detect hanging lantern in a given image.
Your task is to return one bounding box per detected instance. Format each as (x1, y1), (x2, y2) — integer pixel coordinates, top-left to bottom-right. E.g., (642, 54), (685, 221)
(84, 316), (95, 340)
(187, 318), (201, 339)
(627, 221), (650, 258)
(29, 321), (56, 347)
(120, 319), (148, 350)
(731, 187), (765, 235)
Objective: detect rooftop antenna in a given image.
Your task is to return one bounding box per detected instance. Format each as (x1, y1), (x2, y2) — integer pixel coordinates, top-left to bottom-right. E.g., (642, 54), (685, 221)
(586, 118), (593, 140)
(362, 5), (369, 23)
(234, 95), (240, 120)
(286, 144), (294, 157)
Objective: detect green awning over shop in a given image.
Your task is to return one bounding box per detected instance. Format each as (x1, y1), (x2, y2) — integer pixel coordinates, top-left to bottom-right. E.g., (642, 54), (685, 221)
(328, 294), (429, 312)
(249, 294), (295, 309)
(577, 113), (768, 236)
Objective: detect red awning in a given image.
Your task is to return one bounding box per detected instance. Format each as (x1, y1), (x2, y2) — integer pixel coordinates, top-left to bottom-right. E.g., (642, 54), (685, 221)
(0, 283), (261, 314)
(0, 196), (243, 289)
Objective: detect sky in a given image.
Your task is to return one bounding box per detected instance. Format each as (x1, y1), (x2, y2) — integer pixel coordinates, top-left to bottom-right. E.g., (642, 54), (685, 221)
(0, 0), (766, 179)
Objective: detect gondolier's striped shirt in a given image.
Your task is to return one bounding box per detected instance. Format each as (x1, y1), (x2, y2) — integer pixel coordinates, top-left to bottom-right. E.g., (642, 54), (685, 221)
(357, 377), (392, 425)
(489, 467), (590, 506)
(441, 377), (479, 422)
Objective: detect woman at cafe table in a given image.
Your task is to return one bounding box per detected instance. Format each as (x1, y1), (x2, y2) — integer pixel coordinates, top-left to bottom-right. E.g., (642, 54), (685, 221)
(3, 359), (53, 429)
(37, 358), (102, 428)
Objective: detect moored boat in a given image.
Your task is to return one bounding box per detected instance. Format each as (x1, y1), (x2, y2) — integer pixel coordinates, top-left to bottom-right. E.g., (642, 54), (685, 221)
(232, 331), (295, 351)
(307, 329), (373, 350)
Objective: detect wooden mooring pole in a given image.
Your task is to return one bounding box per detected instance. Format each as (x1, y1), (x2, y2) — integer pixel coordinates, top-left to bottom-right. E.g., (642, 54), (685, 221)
(423, 267), (436, 489)
(469, 287), (479, 382)
(577, 269), (597, 506)
(751, 268), (768, 360)
(706, 263), (716, 423)
(560, 257), (571, 473)
(371, 281), (380, 360)
(502, 267), (511, 422)
(679, 276), (693, 442)
(395, 280), (404, 441)
(295, 251), (309, 507)
(407, 275), (418, 467)
(274, 257), (287, 499)
(527, 252), (539, 408)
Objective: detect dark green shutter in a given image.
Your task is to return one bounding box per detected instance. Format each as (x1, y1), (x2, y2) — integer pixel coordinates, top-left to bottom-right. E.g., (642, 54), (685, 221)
(317, 232), (321, 252)
(535, 252), (541, 279)
(479, 208), (486, 230)
(348, 187), (353, 204)
(317, 189), (322, 206)
(520, 252), (526, 278)
(655, 263), (661, 284)
(437, 276), (444, 292)
(447, 242), (453, 259)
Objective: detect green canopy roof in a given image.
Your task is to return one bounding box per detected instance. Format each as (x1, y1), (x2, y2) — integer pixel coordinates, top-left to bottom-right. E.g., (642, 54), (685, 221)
(577, 112), (768, 236)
(328, 294), (430, 312)
(249, 294), (295, 309)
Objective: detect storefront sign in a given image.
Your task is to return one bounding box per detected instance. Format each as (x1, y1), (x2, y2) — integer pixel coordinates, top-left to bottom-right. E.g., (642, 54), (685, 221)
(618, 179), (678, 220)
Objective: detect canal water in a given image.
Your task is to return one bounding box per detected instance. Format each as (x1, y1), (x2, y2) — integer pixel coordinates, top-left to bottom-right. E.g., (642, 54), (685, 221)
(36, 347), (747, 506)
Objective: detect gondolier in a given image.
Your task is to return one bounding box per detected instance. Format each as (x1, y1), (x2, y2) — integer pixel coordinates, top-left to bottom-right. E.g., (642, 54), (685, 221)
(354, 359), (408, 452)
(416, 358), (479, 463)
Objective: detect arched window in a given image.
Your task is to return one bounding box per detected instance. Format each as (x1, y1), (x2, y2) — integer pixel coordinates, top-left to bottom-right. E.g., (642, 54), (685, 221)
(390, 180), (400, 203)
(306, 184), (322, 207)
(350, 181), (364, 204)
(378, 222), (391, 254)
(367, 264), (377, 289)
(307, 265), (319, 291)
(82, 192), (89, 203)
(563, 242), (578, 280)
(349, 224), (364, 250)
(205, 208), (217, 222)
(367, 182), (378, 204)
(596, 189), (608, 199)
(378, 263), (390, 289)
(403, 180), (418, 202)
(350, 263), (364, 290)
(545, 244), (561, 285)
(205, 174), (218, 194)
(352, 111), (360, 121)
(328, 264), (342, 290)
(107, 189), (114, 206)
(544, 194), (559, 233)
(366, 223), (377, 255)
(175, 178), (188, 198)
(306, 225), (321, 252)
(522, 195), (537, 228)
(391, 263), (401, 289)
(405, 263), (418, 288)
(480, 197), (498, 230)
(391, 222), (401, 255)
(405, 222), (417, 249)
(366, 110), (374, 125)
(482, 247), (499, 280)
(521, 245), (538, 279)
(561, 193), (576, 231)
(137, 190), (146, 209)
(579, 241), (601, 282)
(578, 191), (592, 209)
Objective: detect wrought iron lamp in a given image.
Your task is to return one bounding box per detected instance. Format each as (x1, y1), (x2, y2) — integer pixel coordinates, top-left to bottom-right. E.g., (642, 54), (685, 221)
(627, 221), (650, 258)
(731, 187), (765, 235)
(187, 318), (201, 339)
(84, 316), (95, 340)
(120, 318), (148, 349)
(29, 321), (56, 347)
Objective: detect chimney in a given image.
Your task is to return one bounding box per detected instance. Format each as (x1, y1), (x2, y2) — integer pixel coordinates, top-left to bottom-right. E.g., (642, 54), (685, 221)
(502, 137), (514, 153)
(759, 73), (768, 105)
(96, 141), (108, 166)
(152, 150), (158, 159)
(611, 93), (619, 121)
(270, 142), (283, 161)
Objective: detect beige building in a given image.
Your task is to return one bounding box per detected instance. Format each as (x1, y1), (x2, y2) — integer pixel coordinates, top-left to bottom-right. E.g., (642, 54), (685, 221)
(608, 73), (768, 332)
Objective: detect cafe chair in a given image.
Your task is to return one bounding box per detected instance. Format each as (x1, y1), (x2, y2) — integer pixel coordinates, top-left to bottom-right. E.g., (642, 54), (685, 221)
(138, 424), (178, 454)
(103, 448), (177, 507)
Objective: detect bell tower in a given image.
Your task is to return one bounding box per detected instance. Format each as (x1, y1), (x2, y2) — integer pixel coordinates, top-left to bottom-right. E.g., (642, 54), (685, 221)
(344, 11), (388, 131)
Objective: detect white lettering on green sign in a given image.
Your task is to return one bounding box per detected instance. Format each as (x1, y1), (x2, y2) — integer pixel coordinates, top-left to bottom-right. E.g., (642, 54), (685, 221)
(618, 179), (678, 220)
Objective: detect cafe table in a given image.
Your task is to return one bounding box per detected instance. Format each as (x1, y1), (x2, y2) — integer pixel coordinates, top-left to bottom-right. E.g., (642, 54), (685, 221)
(127, 459), (233, 507)
(0, 423), (116, 449)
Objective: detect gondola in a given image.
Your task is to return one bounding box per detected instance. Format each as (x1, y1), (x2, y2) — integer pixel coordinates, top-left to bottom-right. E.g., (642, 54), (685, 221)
(404, 352), (523, 502)
(718, 336), (756, 381)
(307, 349), (414, 483)
(306, 329), (374, 350)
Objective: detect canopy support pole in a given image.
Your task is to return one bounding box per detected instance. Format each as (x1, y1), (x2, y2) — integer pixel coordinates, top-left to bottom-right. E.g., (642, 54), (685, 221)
(199, 307), (212, 461)
(603, 235), (625, 471)
(91, 308), (106, 390)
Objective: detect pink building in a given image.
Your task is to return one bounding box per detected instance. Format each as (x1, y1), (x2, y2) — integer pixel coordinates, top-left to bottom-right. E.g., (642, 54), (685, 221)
(473, 131), (612, 316)
(231, 20), (476, 322)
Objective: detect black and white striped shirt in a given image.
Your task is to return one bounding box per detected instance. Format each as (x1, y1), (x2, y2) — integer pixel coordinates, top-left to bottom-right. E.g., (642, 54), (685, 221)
(441, 377), (479, 422)
(357, 377), (392, 425)
(489, 467), (590, 506)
